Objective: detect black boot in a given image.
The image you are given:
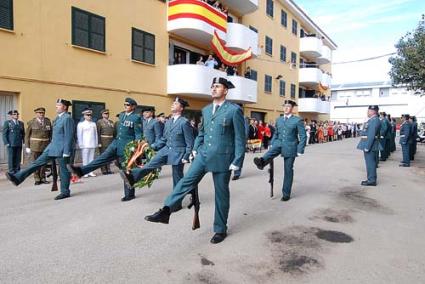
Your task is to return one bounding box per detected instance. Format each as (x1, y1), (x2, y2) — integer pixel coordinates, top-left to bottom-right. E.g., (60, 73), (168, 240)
(253, 157), (268, 170)
(54, 193), (70, 200)
(6, 172), (20, 186)
(119, 170), (135, 188)
(210, 232), (227, 244)
(145, 207), (171, 224)
(70, 165), (83, 178)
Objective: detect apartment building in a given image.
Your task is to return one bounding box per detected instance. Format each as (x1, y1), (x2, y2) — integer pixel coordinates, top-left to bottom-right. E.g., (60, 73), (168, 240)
(0, 0), (336, 163)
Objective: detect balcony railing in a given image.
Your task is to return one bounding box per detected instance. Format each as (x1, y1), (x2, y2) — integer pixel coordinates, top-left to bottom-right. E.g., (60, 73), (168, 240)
(300, 37), (322, 59)
(298, 98), (330, 114)
(225, 23), (259, 56)
(167, 64), (257, 104)
(317, 45), (332, 64)
(299, 67), (322, 88)
(219, 0), (258, 15)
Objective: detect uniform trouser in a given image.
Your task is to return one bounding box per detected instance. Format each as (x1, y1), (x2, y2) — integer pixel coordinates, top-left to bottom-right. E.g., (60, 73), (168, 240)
(78, 144), (133, 197)
(391, 136), (396, 152)
(385, 138), (391, 157)
(99, 145), (112, 174)
(31, 151), (46, 182)
(131, 154), (185, 188)
(364, 151), (377, 183)
(13, 151), (71, 195)
(409, 142), (417, 160)
(81, 148), (96, 175)
(164, 155), (231, 233)
(379, 140), (386, 160)
(7, 146), (22, 173)
(401, 143), (410, 165)
(262, 145), (296, 198)
(233, 167), (242, 177)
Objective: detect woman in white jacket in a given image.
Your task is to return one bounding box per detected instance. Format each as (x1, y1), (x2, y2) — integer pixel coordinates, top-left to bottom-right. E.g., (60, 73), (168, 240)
(77, 108), (98, 177)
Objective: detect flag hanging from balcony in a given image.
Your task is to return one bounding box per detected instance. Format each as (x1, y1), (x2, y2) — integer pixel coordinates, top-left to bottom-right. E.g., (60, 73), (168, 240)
(211, 31), (253, 66)
(318, 83), (329, 94)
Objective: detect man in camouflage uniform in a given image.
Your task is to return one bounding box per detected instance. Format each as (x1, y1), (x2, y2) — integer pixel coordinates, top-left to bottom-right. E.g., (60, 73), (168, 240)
(25, 107), (52, 185)
(96, 109), (115, 175)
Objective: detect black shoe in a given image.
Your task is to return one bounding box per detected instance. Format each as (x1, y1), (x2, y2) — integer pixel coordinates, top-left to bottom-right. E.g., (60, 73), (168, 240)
(41, 180), (50, 184)
(280, 196), (290, 202)
(361, 180), (377, 186)
(210, 232), (227, 244)
(121, 195), (135, 202)
(5, 172), (19, 186)
(70, 165), (83, 178)
(253, 157), (266, 170)
(379, 158), (386, 161)
(34, 181), (42, 186)
(119, 170), (135, 188)
(232, 175), (240, 181)
(54, 193), (70, 200)
(399, 163), (410, 167)
(145, 207), (171, 224)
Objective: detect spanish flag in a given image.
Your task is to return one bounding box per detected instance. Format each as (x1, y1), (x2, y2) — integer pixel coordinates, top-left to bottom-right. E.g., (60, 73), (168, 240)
(168, 0), (227, 33)
(211, 31), (253, 66)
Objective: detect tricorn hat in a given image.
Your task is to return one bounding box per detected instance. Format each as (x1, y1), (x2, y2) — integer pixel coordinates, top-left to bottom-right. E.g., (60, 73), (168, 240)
(56, 99), (72, 107)
(211, 77), (235, 89)
(174, 97), (189, 108)
(368, 105), (379, 111)
(125, 97), (137, 106)
(283, 99), (297, 107)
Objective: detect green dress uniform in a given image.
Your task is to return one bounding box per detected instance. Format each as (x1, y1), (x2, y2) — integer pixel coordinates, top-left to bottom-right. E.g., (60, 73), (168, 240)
(158, 99), (246, 234)
(2, 111), (25, 173)
(96, 117), (115, 174)
(25, 116), (52, 183)
(379, 114), (390, 161)
(390, 119), (397, 152)
(399, 116), (412, 166)
(409, 118), (418, 161)
(255, 107), (307, 200)
(72, 99), (142, 200)
(6, 100), (75, 199)
(357, 108), (381, 185)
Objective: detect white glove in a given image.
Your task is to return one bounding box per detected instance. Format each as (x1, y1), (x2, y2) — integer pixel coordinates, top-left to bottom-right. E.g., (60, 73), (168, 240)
(25, 148), (31, 154)
(297, 153), (304, 157)
(190, 151), (197, 161)
(229, 164), (239, 171)
(63, 154), (70, 158)
(98, 144), (102, 148)
(181, 159), (189, 164)
(364, 149), (369, 153)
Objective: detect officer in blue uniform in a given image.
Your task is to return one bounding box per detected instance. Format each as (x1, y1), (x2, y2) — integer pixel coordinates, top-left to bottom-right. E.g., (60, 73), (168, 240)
(6, 99), (75, 200)
(379, 112), (391, 161)
(253, 100), (307, 201)
(399, 114), (412, 167)
(388, 114), (397, 153)
(232, 116), (249, 180)
(357, 105), (381, 186)
(71, 98), (142, 201)
(2, 110), (25, 173)
(144, 77), (246, 244)
(120, 97), (194, 194)
(409, 116), (418, 161)
(141, 106), (163, 147)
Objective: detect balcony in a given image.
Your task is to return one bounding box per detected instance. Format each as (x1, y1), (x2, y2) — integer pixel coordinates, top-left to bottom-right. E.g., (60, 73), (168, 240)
(298, 98), (330, 114)
(167, 64), (257, 104)
(168, 0), (228, 46)
(299, 67), (322, 88)
(300, 37), (322, 59)
(225, 23), (259, 56)
(317, 45), (332, 64)
(321, 73), (332, 88)
(219, 0), (258, 15)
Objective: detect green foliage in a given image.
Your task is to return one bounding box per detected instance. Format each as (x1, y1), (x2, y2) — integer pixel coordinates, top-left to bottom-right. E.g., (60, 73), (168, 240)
(389, 15), (425, 93)
(122, 140), (160, 189)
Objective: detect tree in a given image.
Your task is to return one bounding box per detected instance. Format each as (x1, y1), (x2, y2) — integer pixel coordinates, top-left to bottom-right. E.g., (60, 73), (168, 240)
(389, 15), (425, 94)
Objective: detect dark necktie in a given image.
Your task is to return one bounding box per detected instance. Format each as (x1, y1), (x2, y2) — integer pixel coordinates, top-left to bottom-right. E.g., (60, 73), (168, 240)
(214, 104), (220, 114)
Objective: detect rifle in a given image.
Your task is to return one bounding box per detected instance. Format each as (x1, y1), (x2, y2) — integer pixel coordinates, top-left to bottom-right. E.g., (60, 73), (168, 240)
(268, 159), (274, 198)
(51, 158), (58, 192)
(188, 186), (200, 230)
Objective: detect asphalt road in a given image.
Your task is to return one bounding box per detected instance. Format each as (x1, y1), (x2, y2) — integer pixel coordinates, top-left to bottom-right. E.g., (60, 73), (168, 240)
(0, 138), (424, 284)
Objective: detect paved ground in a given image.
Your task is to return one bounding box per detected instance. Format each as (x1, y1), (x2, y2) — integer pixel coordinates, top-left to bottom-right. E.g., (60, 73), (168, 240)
(0, 138), (424, 284)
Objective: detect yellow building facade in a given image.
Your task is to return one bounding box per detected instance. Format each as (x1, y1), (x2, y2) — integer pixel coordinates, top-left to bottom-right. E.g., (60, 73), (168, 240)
(0, 0), (336, 163)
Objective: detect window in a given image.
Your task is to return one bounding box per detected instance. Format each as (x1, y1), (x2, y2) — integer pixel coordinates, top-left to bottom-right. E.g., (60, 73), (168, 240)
(279, 80), (286, 97)
(266, 0), (273, 17)
(265, 75), (272, 93)
(265, 36), (273, 55)
(280, 10), (287, 27)
(280, 45), (286, 62)
(0, 0), (13, 30)
(290, 84), (296, 98)
(132, 28), (155, 64)
(249, 25), (258, 33)
(250, 69), (258, 81)
(291, 52), (297, 67)
(292, 19), (298, 36)
(72, 7), (105, 52)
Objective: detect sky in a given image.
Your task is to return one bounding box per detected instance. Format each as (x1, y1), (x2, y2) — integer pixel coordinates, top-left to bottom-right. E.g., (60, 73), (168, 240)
(296, 0), (425, 84)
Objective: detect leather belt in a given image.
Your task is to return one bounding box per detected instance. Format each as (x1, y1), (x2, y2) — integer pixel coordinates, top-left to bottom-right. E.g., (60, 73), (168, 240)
(30, 137), (49, 141)
(400, 135), (405, 137)
(101, 135), (113, 138)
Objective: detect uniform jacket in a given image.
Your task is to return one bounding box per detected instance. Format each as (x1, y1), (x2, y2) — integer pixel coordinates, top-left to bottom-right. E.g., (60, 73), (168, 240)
(399, 121), (412, 145)
(143, 118), (163, 147)
(96, 119), (115, 148)
(271, 115), (307, 158)
(45, 112), (75, 157)
(25, 117), (52, 152)
(2, 119), (25, 147)
(113, 112), (142, 156)
(152, 116), (194, 165)
(194, 101), (245, 172)
(77, 120), (98, 149)
(357, 115), (381, 152)
(380, 118), (391, 140)
(410, 121), (418, 142)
